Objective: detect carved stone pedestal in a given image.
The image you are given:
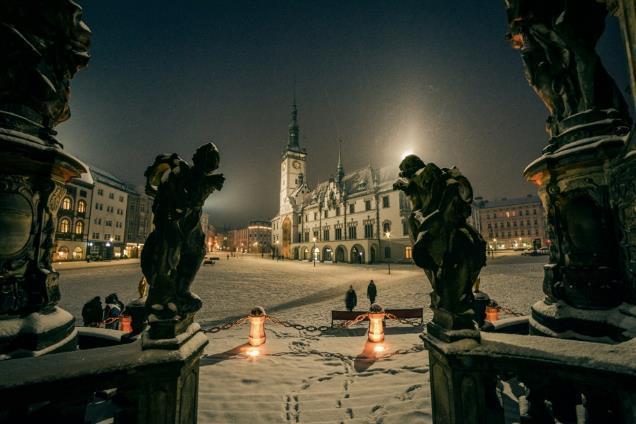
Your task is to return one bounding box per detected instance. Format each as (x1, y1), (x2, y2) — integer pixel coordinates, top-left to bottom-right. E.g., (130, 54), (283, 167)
(422, 333), (502, 424)
(0, 131), (87, 358)
(524, 112), (632, 341)
(118, 323), (209, 424)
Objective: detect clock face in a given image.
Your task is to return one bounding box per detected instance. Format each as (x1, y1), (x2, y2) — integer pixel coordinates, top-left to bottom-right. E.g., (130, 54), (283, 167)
(292, 160), (301, 170)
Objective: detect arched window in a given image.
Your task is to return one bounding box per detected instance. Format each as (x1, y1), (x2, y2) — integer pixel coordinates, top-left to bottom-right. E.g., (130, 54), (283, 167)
(77, 200), (86, 213)
(59, 218), (70, 233)
(75, 220), (84, 235)
(62, 197), (72, 210)
(57, 246), (69, 260)
(383, 221), (391, 234)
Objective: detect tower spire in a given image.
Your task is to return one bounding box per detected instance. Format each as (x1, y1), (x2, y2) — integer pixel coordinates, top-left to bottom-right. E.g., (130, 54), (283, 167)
(287, 89), (300, 151)
(337, 139), (345, 183)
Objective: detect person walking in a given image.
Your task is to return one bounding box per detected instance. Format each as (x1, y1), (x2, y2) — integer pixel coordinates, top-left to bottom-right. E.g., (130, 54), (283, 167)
(82, 296), (103, 327)
(367, 280), (377, 305)
(345, 285), (357, 312)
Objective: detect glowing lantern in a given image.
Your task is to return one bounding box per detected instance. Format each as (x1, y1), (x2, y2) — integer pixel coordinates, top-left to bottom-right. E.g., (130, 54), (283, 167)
(367, 304), (385, 343)
(485, 306), (499, 322)
(248, 306), (267, 346)
(120, 315), (132, 333)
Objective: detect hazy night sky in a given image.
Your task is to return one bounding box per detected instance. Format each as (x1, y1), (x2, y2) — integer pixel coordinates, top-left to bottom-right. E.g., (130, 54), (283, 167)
(59, 1), (632, 229)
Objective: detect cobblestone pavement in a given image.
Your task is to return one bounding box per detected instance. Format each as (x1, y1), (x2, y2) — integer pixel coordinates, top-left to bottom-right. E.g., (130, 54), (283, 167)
(57, 254), (545, 325)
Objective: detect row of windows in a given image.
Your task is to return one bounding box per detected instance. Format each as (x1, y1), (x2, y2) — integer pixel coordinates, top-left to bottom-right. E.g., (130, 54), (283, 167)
(61, 197), (87, 213)
(91, 233), (122, 242)
(303, 196), (391, 222)
(59, 218), (84, 235)
(297, 220), (409, 243)
(97, 188), (125, 203)
(488, 229), (541, 238)
(485, 208), (538, 219)
(93, 217), (123, 228)
(488, 219), (539, 229)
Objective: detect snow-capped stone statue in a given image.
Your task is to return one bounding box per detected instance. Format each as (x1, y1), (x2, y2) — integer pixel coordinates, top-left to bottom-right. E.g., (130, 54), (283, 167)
(142, 143), (225, 337)
(394, 155), (486, 340)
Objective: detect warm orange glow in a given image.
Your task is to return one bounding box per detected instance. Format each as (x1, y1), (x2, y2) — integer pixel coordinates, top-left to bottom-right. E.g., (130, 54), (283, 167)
(248, 307), (267, 346)
(246, 347), (260, 357)
(486, 306), (499, 322)
(120, 315), (132, 333)
(373, 344), (385, 353)
(368, 311), (385, 343)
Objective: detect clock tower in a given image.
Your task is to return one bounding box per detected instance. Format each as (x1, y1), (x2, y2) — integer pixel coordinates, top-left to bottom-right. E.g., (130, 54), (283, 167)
(279, 99), (307, 214)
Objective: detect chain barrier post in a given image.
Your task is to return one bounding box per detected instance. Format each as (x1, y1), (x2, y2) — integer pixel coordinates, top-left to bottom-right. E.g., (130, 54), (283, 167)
(248, 306), (267, 347)
(368, 304), (385, 343)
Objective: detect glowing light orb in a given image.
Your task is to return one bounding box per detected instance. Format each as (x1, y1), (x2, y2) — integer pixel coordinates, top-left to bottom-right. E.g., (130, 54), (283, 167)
(246, 348), (260, 357)
(401, 149), (414, 160)
(373, 344), (385, 353)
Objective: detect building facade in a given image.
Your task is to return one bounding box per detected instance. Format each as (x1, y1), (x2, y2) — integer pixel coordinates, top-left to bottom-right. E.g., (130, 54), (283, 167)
(124, 188), (154, 258)
(271, 103), (412, 264)
(53, 171), (94, 261)
(228, 227), (248, 252)
(87, 166), (129, 259)
(248, 221), (272, 253)
(474, 195), (547, 250)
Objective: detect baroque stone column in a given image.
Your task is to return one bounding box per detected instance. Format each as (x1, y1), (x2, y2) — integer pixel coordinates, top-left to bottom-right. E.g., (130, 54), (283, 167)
(0, 0), (91, 357)
(506, 0), (636, 342)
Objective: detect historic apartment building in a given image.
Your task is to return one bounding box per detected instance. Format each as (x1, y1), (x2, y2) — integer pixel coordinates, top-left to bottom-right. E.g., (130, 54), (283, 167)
(271, 103), (412, 264)
(87, 166), (129, 259)
(248, 221), (272, 253)
(53, 170), (94, 261)
(124, 188), (154, 258)
(474, 195), (547, 250)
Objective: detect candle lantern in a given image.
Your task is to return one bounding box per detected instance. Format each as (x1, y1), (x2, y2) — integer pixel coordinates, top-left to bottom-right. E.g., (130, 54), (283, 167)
(367, 304), (385, 343)
(248, 306), (267, 346)
(485, 306), (499, 322)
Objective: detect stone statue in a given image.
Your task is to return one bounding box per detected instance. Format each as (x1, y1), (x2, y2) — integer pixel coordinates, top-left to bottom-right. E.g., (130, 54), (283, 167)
(505, 0), (630, 139)
(0, 0), (91, 145)
(141, 143), (225, 324)
(394, 155), (486, 337)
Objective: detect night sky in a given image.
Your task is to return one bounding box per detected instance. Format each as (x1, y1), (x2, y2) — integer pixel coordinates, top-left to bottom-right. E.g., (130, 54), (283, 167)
(59, 1), (632, 229)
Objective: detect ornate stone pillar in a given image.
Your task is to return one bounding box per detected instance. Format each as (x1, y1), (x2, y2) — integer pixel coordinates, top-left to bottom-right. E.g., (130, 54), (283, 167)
(0, 0), (91, 357)
(506, 0), (636, 342)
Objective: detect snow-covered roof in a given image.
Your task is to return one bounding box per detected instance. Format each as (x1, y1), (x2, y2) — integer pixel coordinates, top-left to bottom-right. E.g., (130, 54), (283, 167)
(475, 195), (540, 209)
(89, 164), (130, 192)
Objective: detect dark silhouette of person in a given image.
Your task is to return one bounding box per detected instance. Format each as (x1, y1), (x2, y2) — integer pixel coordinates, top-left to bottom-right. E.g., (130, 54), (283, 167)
(81, 296), (103, 327)
(345, 285), (357, 311)
(367, 280), (377, 304)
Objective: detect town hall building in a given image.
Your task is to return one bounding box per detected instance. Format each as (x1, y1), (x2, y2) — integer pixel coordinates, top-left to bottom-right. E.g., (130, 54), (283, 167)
(271, 102), (413, 264)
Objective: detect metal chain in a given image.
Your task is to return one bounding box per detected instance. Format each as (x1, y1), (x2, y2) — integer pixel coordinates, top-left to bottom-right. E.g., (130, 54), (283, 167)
(384, 313), (424, 328)
(202, 316), (250, 334)
(337, 313), (369, 329)
(266, 315), (330, 333)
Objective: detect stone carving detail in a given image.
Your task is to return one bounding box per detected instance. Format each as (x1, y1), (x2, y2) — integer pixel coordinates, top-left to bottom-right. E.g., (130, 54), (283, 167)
(505, 0), (631, 143)
(141, 143), (225, 323)
(394, 155), (486, 335)
(0, 0), (91, 144)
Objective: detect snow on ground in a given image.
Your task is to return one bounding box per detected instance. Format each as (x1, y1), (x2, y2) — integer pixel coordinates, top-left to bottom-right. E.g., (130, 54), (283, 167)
(57, 254), (545, 423)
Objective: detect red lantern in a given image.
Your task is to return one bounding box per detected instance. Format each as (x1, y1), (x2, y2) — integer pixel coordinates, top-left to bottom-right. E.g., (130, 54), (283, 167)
(120, 315), (132, 333)
(485, 306), (499, 322)
(248, 306), (267, 346)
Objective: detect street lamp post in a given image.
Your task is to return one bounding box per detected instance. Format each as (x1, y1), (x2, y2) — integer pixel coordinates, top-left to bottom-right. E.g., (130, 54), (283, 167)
(312, 237), (317, 267)
(385, 231), (391, 275)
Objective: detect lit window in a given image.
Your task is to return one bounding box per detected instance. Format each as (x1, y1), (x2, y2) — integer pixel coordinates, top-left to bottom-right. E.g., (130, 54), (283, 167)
(77, 200), (86, 213)
(59, 218), (70, 233)
(405, 246), (412, 259)
(75, 221), (84, 235)
(62, 197), (72, 210)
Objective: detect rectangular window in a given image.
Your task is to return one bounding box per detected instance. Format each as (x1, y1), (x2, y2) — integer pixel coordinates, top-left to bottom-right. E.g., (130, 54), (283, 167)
(92, 232), (99, 239)
(304, 232), (309, 242)
(97, 189), (103, 196)
(109, 193), (114, 199)
(323, 229), (329, 241)
(382, 196), (390, 208)
(314, 212), (318, 220)
(402, 220), (409, 236)
(80, 190), (87, 197)
(324, 210), (328, 218)
(364, 223), (373, 238)
(349, 204), (355, 214)
(405, 246), (413, 259)
(384, 246), (391, 258)
(104, 233), (111, 240)
(335, 228), (342, 240)
(348, 225), (357, 240)
(365, 200), (372, 211)
(336, 207), (340, 216)
(119, 196), (124, 202)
